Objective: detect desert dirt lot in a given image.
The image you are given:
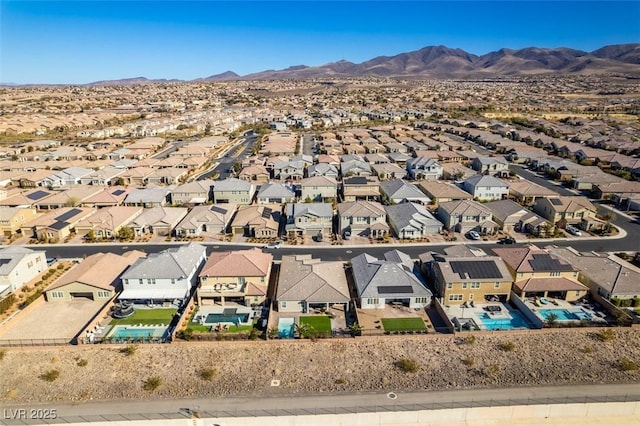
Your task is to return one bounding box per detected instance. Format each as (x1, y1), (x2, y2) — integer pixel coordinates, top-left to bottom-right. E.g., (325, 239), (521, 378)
(1, 328), (640, 404)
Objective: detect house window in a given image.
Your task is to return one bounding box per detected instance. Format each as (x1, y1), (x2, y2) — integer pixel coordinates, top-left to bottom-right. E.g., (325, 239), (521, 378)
(448, 294), (463, 301)
(469, 294), (474, 300)
(575, 291), (581, 296)
(494, 282), (500, 289)
(281, 301), (287, 308)
(97, 291), (110, 298)
(462, 283), (468, 289)
(124, 279), (129, 285)
(139, 279), (143, 285)
(171, 278), (175, 285)
(550, 272), (560, 277)
(260, 276), (265, 283)
(447, 283), (453, 289)
(50, 291), (64, 299)
(367, 298), (379, 305)
(415, 297), (429, 304)
(471, 282), (480, 289)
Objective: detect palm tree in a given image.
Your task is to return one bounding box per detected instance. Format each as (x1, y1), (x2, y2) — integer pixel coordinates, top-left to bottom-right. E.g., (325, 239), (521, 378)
(601, 211), (616, 234)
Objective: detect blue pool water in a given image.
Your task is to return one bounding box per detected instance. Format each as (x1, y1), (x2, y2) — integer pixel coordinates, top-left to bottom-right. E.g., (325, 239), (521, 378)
(539, 309), (590, 321)
(478, 311), (531, 330)
(278, 317), (295, 338)
(108, 325), (166, 340)
(205, 313), (250, 324)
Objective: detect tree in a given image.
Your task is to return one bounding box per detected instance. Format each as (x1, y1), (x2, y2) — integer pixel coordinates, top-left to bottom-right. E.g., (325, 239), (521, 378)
(118, 226), (135, 241)
(85, 230), (96, 242)
(546, 312), (558, 327)
(601, 211), (616, 234)
(204, 123), (212, 136)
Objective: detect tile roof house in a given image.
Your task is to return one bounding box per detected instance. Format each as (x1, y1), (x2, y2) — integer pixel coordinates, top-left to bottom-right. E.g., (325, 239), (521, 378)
(238, 165), (270, 183)
(380, 180), (431, 205)
(484, 199), (534, 233)
(0, 246), (46, 296)
(341, 156), (372, 177)
(425, 252), (513, 305)
(81, 186), (130, 208)
(338, 200), (388, 238)
(300, 176), (338, 203)
(119, 243), (207, 303)
(284, 202), (334, 239)
(307, 163), (339, 179)
(230, 204), (281, 238)
(0, 207), (38, 237)
(174, 204), (237, 238)
(272, 159), (306, 181)
(342, 176), (381, 202)
(493, 245), (587, 302)
(275, 255), (350, 313)
(21, 207), (97, 241)
(371, 162), (408, 180)
(34, 186), (104, 210)
(385, 202), (443, 238)
(256, 182), (296, 204)
(128, 206), (188, 236)
(436, 199), (497, 234)
(462, 175), (509, 201)
(533, 196), (597, 227)
(417, 181), (473, 205)
(471, 156), (510, 174)
(508, 180), (558, 205)
(198, 248), (272, 306)
(41, 167), (95, 188)
(124, 185), (173, 208)
(212, 178), (256, 205)
(351, 249), (432, 309)
(45, 251), (144, 302)
(406, 157), (443, 180)
(170, 180), (214, 205)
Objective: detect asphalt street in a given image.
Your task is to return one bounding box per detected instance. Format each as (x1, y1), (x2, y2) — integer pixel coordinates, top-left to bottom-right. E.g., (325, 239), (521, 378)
(197, 132), (257, 181)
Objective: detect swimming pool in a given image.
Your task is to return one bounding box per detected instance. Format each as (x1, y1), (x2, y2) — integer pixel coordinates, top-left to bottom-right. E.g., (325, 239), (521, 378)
(278, 317), (295, 338)
(205, 313), (250, 324)
(477, 310), (532, 330)
(538, 308), (591, 321)
(108, 325), (167, 340)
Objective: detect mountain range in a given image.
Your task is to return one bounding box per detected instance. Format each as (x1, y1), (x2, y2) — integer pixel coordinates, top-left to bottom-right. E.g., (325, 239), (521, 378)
(69, 43), (640, 85)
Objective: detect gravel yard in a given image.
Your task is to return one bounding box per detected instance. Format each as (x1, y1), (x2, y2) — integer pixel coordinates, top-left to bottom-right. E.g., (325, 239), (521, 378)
(1, 328), (640, 404)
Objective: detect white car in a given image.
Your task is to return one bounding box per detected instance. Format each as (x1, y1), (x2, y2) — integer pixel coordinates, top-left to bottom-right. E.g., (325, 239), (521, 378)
(264, 241), (282, 249)
(466, 230), (481, 240)
(566, 226), (582, 236)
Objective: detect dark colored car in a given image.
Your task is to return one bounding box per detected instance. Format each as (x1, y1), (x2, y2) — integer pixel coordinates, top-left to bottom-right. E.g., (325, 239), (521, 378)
(497, 237), (516, 244)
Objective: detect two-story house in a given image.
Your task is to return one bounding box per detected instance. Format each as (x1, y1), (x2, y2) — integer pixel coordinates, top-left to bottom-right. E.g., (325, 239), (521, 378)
(300, 176), (338, 202)
(338, 200), (388, 238)
(462, 175), (509, 201)
(284, 202), (334, 239)
(406, 157), (443, 180)
(436, 199), (498, 235)
(212, 178), (256, 205)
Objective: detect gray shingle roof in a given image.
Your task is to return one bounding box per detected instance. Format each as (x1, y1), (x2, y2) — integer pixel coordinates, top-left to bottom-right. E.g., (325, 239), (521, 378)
(121, 243), (206, 280)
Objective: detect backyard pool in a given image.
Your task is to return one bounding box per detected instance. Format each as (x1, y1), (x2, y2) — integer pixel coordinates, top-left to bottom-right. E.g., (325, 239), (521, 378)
(108, 325), (167, 341)
(278, 317), (295, 338)
(538, 308), (591, 321)
(477, 310), (532, 330)
(205, 312), (250, 325)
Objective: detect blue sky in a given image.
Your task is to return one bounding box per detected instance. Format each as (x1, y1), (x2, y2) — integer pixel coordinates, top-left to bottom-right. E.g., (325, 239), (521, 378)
(1, 1), (639, 84)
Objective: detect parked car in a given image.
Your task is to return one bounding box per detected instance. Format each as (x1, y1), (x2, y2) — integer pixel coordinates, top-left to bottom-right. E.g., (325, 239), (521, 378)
(566, 225), (582, 236)
(497, 237), (516, 244)
(264, 241), (282, 249)
(466, 230), (481, 240)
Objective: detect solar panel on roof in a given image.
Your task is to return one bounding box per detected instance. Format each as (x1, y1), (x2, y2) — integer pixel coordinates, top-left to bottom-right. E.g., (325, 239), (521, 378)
(50, 221), (70, 230)
(210, 206), (225, 214)
(55, 208), (83, 222)
(528, 253), (574, 272)
(112, 189), (125, 196)
(550, 198), (563, 205)
(377, 285), (414, 294)
(261, 208), (272, 219)
(26, 190), (50, 201)
(450, 260), (502, 279)
(0, 259), (11, 267)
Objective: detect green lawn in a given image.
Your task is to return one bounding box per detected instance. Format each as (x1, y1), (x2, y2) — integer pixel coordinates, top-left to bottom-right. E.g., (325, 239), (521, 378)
(381, 317), (427, 332)
(110, 308), (177, 326)
(299, 315), (332, 333)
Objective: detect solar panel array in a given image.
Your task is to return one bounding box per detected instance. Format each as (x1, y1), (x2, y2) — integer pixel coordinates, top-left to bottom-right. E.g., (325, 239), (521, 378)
(26, 190), (51, 201)
(377, 285), (414, 294)
(262, 207), (272, 219)
(55, 208), (83, 222)
(0, 259), (11, 267)
(528, 253), (574, 272)
(550, 198), (563, 206)
(450, 260), (502, 279)
(112, 189), (126, 196)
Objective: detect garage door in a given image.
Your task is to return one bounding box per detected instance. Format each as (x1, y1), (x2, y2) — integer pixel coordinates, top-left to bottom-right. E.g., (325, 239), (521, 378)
(70, 292), (94, 300)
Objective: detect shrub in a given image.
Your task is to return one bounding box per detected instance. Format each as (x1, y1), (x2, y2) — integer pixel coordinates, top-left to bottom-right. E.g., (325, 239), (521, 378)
(0, 349), (5, 361)
(57, 264), (65, 270)
(546, 312), (558, 327)
(40, 369), (60, 382)
(499, 341), (516, 352)
(582, 346), (593, 354)
(143, 376), (162, 391)
(620, 357), (638, 372)
(463, 335), (476, 345)
(396, 358), (420, 374)
(0, 294), (16, 314)
(484, 364), (500, 377)
(335, 378), (347, 385)
(178, 329), (193, 341)
(121, 344), (138, 356)
(76, 359), (88, 367)
(596, 329), (616, 342)
(461, 357), (475, 367)
(199, 368), (217, 381)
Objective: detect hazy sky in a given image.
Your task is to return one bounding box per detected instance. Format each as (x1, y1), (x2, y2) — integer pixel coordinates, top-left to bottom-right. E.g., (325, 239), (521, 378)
(1, 1), (639, 84)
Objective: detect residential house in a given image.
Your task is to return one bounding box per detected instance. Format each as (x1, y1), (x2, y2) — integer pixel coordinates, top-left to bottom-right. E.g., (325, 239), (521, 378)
(284, 203), (334, 239)
(230, 204), (281, 237)
(441, 163), (476, 181)
(380, 180), (431, 205)
(124, 185), (173, 208)
(351, 249), (432, 309)
(275, 255), (350, 313)
(128, 206), (188, 236)
(471, 156), (510, 175)
(508, 180), (558, 205)
(174, 204), (237, 238)
(21, 207), (97, 241)
(256, 183), (296, 204)
(406, 157), (443, 180)
(462, 175), (509, 201)
(119, 243), (207, 304)
(74, 206), (143, 239)
(81, 187), (130, 207)
(338, 201), (388, 238)
(170, 180), (214, 205)
(341, 155), (372, 177)
(44, 251), (144, 302)
(41, 167), (95, 188)
(238, 165), (270, 183)
(485, 199), (533, 233)
(307, 163), (339, 179)
(212, 178), (256, 205)
(300, 176), (338, 202)
(34, 186), (103, 210)
(494, 245), (587, 302)
(417, 181), (472, 205)
(533, 196), (597, 228)
(426, 253), (513, 305)
(272, 159), (305, 181)
(0, 207), (38, 237)
(198, 248), (272, 306)
(385, 202), (443, 239)
(371, 163), (407, 180)
(342, 176), (380, 202)
(0, 247), (47, 297)
(0, 188), (56, 208)
(80, 167), (125, 186)
(436, 199), (497, 234)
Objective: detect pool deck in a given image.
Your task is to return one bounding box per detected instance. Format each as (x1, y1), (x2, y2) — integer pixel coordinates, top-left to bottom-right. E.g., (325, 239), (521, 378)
(443, 302), (527, 331)
(522, 297), (608, 323)
(192, 303), (256, 327)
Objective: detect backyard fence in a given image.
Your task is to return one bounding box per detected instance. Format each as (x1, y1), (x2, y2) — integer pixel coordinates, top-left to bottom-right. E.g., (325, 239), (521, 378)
(0, 338), (70, 347)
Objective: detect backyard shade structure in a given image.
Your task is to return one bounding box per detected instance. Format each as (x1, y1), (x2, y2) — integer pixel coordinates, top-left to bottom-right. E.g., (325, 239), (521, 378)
(351, 249), (432, 309)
